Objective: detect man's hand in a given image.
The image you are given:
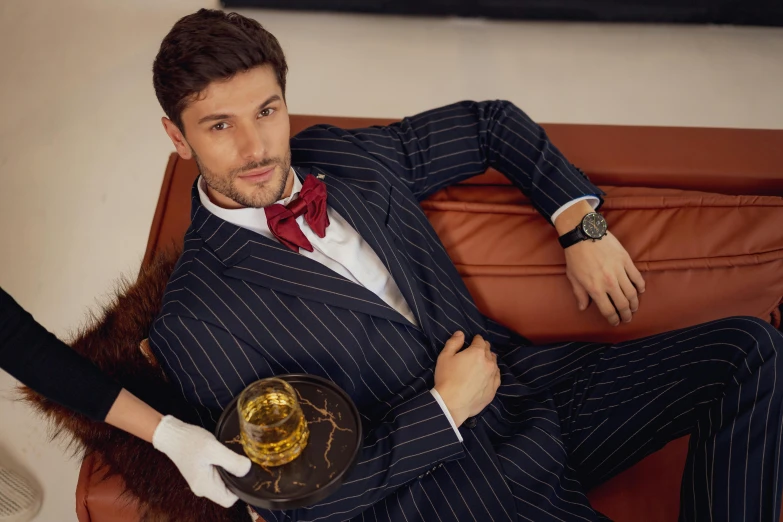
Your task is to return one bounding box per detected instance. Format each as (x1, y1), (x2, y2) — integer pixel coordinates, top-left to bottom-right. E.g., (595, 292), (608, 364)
(555, 201), (646, 326)
(433, 332), (500, 427)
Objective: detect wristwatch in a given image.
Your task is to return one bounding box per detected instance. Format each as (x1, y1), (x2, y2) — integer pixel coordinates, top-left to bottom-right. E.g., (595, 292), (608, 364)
(558, 212), (608, 249)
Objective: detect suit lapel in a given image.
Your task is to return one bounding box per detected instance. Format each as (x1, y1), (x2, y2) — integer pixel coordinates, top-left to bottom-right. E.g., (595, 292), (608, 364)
(311, 166), (432, 335)
(190, 178), (413, 327)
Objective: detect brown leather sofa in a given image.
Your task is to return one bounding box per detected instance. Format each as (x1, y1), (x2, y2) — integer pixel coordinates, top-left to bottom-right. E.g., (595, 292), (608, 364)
(75, 115), (783, 522)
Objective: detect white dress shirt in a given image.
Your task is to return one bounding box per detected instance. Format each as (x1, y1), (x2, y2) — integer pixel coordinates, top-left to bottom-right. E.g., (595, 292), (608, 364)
(198, 168), (598, 442)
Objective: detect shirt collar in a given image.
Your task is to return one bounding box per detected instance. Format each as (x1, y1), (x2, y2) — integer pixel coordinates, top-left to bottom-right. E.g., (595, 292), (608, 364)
(197, 168), (301, 239)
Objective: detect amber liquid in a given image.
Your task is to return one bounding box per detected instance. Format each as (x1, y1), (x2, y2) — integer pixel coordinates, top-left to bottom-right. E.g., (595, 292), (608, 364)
(240, 391), (309, 467)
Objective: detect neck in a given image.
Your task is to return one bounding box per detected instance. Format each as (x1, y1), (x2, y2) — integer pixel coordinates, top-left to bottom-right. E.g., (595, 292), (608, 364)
(281, 167), (295, 200)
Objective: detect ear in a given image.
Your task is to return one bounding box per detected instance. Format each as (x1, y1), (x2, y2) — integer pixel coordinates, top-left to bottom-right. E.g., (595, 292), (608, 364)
(161, 117), (193, 160)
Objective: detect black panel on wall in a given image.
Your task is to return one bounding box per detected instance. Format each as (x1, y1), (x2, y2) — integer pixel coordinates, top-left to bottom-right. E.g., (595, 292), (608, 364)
(220, 0), (783, 27)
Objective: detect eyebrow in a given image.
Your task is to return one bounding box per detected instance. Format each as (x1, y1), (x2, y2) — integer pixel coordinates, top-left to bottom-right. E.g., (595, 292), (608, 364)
(197, 94), (282, 125)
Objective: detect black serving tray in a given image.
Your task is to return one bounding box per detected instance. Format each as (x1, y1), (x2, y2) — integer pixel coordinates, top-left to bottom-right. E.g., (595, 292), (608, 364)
(215, 374), (362, 511)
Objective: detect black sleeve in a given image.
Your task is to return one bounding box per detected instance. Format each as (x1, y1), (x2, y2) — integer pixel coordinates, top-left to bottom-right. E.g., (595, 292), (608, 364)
(0, 286), (122, 421)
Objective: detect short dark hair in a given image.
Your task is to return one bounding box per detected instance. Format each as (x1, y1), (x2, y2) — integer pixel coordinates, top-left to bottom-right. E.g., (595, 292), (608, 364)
(152, 8), (288, 132)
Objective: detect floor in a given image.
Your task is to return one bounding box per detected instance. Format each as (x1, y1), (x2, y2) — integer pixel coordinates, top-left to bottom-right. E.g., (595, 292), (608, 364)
(0, 0), (781, 520)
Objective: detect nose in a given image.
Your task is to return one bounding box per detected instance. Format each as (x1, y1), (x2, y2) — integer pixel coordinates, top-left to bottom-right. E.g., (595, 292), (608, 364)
(236, 122), (267, 162)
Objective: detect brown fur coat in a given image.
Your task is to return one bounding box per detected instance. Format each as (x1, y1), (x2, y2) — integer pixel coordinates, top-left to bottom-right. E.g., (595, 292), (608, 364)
(19, 247), (250, 522)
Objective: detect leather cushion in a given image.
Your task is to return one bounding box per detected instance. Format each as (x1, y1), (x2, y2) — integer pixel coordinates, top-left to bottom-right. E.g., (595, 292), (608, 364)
(423, 185), (783, 344)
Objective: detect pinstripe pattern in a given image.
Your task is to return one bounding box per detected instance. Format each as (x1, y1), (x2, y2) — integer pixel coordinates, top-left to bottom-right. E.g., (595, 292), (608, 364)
(150, 100), (783, 521)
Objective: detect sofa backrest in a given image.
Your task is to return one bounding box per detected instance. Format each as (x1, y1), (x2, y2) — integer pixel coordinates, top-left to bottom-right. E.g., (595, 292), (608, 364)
(144, 116), (783, 345)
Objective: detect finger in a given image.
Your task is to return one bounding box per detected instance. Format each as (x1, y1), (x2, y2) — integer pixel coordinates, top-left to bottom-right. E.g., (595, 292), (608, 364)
(486, 349), (497, 364)
(211, 442), (252, 477)
(441, 331), (465, 356)
(592, 292), (620, 326)
(609, 286), (633, 324)
(469, 334), (486, 350)
(625, 259), (646, 294)
(617, 270), (639, 313)
(486, 367), (500, 394)
(569, 279), (591, 311)
(207, 466), (240, 508)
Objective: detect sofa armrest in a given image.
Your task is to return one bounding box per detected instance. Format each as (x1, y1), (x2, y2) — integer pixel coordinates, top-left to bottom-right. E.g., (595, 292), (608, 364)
(75, 454), (92, 522)
(76, 454), (142, 522)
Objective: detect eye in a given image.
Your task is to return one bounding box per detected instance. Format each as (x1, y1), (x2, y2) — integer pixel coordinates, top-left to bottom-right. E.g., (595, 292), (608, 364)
(211, 122), (228, 131)
(259, 107), (276, 118)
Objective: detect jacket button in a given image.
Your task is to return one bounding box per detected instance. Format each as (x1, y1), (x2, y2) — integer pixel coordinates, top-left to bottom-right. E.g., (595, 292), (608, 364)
(463, 416), (478, 429)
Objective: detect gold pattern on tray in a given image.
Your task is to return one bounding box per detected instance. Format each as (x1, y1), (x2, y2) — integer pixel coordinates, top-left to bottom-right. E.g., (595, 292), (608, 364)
(253, 466), (283, 494)
(297, 392), (353, 469)
(226, 434), (243, 446)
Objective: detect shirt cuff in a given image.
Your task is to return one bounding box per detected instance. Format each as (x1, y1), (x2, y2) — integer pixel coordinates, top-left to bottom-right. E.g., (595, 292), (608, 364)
(430, 389), (464, 443)
(550, 196), (601, 225)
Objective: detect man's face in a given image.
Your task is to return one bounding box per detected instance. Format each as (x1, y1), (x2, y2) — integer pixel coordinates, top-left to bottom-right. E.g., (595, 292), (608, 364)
(166, 65), (292, 209)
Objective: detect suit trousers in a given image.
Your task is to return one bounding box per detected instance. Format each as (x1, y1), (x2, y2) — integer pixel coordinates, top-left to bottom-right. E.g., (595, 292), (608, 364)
(512, 316), (783, 521)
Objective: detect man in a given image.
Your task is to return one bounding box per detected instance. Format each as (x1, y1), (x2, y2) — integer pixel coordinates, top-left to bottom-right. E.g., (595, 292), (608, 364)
(149, 8), (783, 522)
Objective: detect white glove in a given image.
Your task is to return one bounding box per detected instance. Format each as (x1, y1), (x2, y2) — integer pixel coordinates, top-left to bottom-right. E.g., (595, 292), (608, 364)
(152, 415), (252, 508)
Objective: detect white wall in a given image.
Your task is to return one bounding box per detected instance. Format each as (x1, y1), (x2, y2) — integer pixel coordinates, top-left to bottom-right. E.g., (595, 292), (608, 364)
(0, 0), (781, 520)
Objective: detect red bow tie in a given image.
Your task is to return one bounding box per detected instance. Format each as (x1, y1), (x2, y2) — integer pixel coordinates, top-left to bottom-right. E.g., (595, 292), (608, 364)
(264, 174), (330, 252)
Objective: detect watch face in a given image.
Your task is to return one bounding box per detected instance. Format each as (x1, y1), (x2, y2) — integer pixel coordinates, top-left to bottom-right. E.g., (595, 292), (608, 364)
(581, 213), (607, 239)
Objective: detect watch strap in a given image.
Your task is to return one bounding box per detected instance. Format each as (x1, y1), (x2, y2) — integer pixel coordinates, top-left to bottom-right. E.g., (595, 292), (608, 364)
(558, 226), (585, 249)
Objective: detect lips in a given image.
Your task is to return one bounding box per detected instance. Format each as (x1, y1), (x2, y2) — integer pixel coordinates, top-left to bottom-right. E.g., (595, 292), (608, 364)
(239, 165), (276, 183)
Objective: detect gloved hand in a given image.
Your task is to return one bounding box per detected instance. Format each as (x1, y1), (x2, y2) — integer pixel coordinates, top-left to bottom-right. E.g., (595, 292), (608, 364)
(152, 415), (252, 508)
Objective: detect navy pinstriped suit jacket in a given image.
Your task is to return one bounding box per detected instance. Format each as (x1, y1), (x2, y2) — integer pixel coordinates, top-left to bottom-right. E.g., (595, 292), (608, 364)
(150, 100), (605, 522)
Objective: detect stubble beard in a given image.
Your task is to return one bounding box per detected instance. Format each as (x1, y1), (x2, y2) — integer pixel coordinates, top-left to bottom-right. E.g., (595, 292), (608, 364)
(195, 149), (292, 209)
